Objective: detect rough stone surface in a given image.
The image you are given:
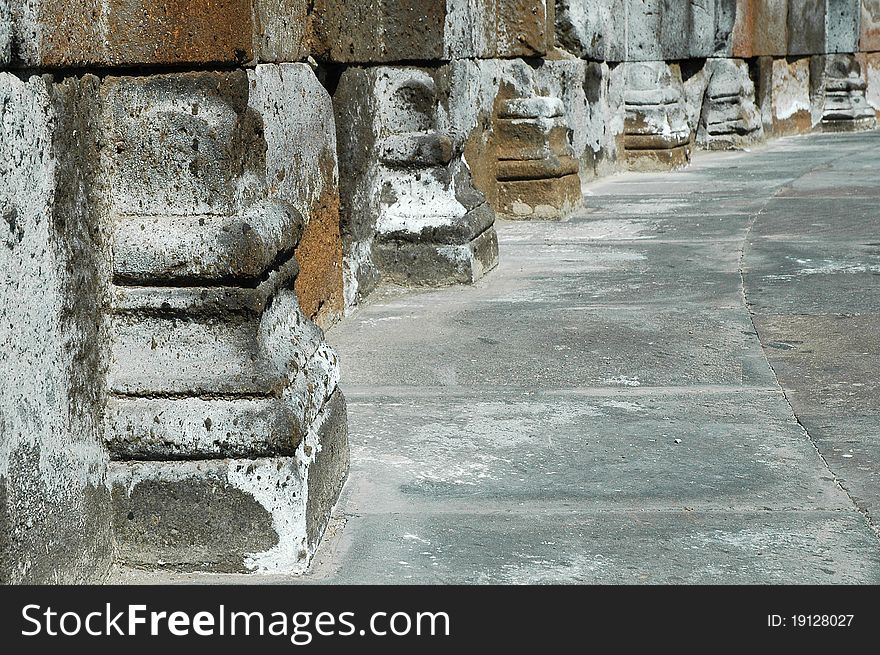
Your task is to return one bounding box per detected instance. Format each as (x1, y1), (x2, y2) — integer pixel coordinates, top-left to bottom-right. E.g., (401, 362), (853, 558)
(333, 64), (500, 304)
(788, 0), (828, 55)
(555, 0), (732, 61)
(766, 56), (815, 135)
(110, 388), (348, 573)
(862, 0), (880, 50)
(305, 390), (350, 546)
(1, 2), (10, 66)
(95, 64), (348, 578)
(623, 61), (692, 171)
(555, 0), (629, 61)
(372, 227), (500, 286)
(102, 65), (342, 321)
(825, 0), (861, 53)
(2, 0), (311, 67)
(779, 0), (861, 55)
(253, 0), (311, 63)
(811, 53), (877, 130)
(535, 58), (626, 183)
(697, 58), (764, 149)
(111, 202), (304, 286)
(111, 459), (280, 573)
(105, 396), (304, 460)
(732, 0), (790, 56)
(857, 51), (880, 114)
(311, 0), (552, 62)
(107, 285), (339, 442)
(247, 64), (344, 326)
(101, 71), (261, 218)
(449, 58), (584, 220)
(0, 73), (114, 584)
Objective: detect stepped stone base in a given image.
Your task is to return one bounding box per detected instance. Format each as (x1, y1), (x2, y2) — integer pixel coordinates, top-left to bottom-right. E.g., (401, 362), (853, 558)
(497, 175), (582, 220)
(373, 227), (499, 287)
(109, 390), (349, 574)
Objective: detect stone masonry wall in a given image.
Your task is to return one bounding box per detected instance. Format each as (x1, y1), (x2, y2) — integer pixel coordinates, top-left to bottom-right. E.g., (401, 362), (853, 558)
(2, 1), (879, 582)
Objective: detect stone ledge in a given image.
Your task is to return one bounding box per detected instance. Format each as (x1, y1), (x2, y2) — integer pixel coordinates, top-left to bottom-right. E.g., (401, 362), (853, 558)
(112, 200), (304, 286)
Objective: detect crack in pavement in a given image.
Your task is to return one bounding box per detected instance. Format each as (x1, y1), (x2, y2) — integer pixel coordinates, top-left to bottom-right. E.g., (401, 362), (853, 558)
(739, 137), (880, 541)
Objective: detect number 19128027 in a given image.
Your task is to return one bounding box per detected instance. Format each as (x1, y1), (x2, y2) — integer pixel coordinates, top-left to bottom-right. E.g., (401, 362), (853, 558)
(768, 614), (854, 628)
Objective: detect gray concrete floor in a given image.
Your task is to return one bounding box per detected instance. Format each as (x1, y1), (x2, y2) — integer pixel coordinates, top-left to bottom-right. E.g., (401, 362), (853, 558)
(113, 131), (880, 584)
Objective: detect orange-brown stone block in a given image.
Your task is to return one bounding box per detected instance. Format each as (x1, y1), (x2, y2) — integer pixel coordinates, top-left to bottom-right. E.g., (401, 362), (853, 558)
(4, 0), (310, 67)
(732, 0), (790, 57)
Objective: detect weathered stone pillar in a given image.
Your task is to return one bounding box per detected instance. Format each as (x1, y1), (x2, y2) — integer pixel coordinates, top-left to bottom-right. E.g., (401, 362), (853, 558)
(811, 53), (877, 130)
(334, 65), (498, 300)
(2, 1), (349, 579)
(103, 67), (348, 573)
(623, 61), (692, 171)
(698, 58), (764, 149)
(321, 1), (561, 300)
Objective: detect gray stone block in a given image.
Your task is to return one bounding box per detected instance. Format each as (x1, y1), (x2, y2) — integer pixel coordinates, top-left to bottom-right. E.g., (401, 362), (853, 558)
(107, 285), (339, 444)
(733, 0), (790, 57)
(0, 1), (10, 66)
(626, 0), (663, 61)
(623, 61), (692, 171)
(306, 391), (350, 546)
(535, 60), (591, 172)
(109, 258), (299, 318)
(112, 201), (304, 286)
(312, 0), (552, 62)
(555, 1), (725, 61)
(1, 72), (113, 583)
(111, 459), (279, 573)
(334, 64), (501, 302)
(714, 0), (738, 55)
(697, 58), (764, 149)
(789, 0), (827, 55)
(102, 71), (261, 218)
(372, 227), (499, 287)
(825, 0), (861, 53)
(555, 0), (628, 61)
(105, 396), (304, 460)
(109, 390), (349, 573)
(665, 0), (718, 60)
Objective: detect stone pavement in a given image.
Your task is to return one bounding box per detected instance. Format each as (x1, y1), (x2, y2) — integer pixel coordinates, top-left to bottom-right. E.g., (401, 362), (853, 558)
(112, 130), (880, 584)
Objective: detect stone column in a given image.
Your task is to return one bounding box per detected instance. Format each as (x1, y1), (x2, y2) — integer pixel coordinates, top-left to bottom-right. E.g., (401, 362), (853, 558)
(1, 1), (348, 579)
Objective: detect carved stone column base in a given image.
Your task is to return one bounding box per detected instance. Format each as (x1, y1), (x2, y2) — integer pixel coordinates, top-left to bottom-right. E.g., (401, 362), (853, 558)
(623, 62), (692, 172)
(623, 145), (691, 172)
(100, 66), (349, 575)
(698, 59), (764, 151)
(108, 391), (349, 574)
